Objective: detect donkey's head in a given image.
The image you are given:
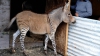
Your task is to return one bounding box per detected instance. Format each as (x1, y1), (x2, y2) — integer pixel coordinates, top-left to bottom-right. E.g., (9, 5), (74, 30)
(61, 2), (76, 24)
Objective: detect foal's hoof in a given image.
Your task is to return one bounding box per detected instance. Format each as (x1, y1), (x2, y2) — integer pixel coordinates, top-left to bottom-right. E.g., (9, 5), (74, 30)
(10, 48), (16, 54)
(44, 50), (47, 55)
(54, 54), (57, 56)
(12, 49), (16, 53)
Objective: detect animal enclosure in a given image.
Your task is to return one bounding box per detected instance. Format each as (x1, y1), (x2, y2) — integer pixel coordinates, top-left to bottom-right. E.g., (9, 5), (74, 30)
(1, 0), (100, 56)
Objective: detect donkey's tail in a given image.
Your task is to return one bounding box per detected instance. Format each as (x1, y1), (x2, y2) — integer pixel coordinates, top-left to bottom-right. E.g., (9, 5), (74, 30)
(4, 17), (16, 31)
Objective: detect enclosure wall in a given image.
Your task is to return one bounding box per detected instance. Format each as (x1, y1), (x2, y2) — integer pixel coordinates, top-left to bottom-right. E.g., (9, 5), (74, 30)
(0, 0), (10, 49)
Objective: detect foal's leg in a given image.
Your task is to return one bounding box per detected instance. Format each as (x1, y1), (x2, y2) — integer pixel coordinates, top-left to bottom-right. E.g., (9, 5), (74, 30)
(49, 32), (57, 56)
(20, 28), (29, 55)
(12, 29), (20, 53)
(44, 34), (49, 54)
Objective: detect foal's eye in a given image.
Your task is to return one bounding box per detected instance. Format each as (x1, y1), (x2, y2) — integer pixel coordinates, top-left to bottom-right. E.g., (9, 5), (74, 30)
(67, 13), (70, 16)
(68, 13), (70, 15)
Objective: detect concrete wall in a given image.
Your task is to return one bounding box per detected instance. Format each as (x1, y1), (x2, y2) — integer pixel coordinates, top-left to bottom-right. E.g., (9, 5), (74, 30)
(0, 0), (10, 49)
(0, 0), (10, 31)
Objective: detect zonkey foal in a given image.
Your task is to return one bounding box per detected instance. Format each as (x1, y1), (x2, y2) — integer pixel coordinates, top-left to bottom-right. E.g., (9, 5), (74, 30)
(4, 2), (76, 56)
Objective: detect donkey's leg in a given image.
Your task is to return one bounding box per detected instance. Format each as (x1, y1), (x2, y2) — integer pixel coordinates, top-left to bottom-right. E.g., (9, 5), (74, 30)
(12, 29), (20, 53)
(20, 28), (29, 56)
(49, 32), (57, 56)
(44, 34), (49, 54)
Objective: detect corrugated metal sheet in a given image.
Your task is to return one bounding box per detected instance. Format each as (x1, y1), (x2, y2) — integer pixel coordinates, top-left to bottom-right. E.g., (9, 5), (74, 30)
(67, 17), (100, 56)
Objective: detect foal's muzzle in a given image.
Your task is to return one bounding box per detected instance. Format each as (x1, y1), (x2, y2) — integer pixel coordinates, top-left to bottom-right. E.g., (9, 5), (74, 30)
(72, 20), (76, 24)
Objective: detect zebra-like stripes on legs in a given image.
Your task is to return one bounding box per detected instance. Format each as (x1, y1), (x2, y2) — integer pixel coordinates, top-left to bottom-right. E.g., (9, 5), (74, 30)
(12, 29), (20, 53)
(44, 34), (49, 54)
(44, 32), (57, 56)
(20, 28), (29, 52)
(49, 32), (57, 56)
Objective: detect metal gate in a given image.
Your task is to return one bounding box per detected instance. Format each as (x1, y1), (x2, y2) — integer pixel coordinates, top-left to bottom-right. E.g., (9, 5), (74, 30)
(67, 17), (100, 56)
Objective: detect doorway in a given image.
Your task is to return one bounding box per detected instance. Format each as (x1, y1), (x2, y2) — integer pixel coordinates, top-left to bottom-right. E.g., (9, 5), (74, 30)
(10, 0), (46, 30)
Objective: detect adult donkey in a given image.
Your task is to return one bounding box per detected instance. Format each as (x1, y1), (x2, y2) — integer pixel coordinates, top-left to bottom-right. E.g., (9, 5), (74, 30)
(4, 2), (76, 56)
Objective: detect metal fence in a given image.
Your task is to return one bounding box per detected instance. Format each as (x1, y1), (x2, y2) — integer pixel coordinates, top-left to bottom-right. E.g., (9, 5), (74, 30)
(67, 17), (100, 56)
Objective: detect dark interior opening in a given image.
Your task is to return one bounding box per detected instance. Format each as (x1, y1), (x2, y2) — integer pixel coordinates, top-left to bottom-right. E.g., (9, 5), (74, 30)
(10, 0), (46, 30)
(11, 0), (46, 18)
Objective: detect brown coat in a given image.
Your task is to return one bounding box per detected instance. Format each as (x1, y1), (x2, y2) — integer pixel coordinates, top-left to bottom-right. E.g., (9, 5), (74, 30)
(16, 11), (51, 34)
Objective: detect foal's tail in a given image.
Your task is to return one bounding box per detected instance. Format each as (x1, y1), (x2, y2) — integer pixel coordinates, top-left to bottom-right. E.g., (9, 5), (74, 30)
(4, 17), (16, 31)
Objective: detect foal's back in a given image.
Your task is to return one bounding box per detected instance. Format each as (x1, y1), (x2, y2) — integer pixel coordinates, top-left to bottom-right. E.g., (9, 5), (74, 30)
(16, 11), (50, 34)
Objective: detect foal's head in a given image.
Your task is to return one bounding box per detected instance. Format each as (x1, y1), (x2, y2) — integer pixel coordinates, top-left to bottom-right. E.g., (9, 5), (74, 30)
(62, 2), (76, 24)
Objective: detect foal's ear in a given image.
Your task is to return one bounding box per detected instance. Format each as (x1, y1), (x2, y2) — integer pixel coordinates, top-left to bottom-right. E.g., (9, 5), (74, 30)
(63, 2), (69, 11)
(63, 1), (70, 11)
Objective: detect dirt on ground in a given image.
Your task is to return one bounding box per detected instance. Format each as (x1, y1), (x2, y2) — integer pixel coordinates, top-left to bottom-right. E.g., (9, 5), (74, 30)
(0, 46), (62, 56)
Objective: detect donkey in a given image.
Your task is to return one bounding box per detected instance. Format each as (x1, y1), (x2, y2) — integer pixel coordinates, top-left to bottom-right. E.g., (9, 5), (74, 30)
(4, 2), (76, 56)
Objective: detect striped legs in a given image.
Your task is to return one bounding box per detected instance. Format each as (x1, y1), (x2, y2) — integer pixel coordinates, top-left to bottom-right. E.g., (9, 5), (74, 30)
(49, 32), (57, 56)
(12, 29), (20, 53)
(12, 28), (57, 56)
(44, 32), (57, 56)
(44, 34), (49, 54)
(20, 28), (29, 52)
(12, 28), (29, 55)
